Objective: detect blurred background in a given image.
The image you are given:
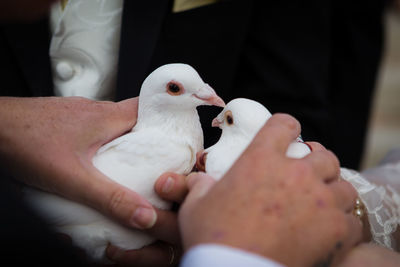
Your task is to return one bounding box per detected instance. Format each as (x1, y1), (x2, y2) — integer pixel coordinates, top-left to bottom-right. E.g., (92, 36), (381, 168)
(362, 9), (400, 169)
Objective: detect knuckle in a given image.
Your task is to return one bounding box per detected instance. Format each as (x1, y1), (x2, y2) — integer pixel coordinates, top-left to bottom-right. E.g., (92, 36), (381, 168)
(326, 150), (341, 172)
(306, 141), (325, 152)
(106, 189), (128, 218)
(270, 113), (300, 131)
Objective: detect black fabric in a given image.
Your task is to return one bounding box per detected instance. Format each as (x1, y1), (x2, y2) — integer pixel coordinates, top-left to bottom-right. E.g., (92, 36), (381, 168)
(116, 0), (170, 100)
(0, 17), (53, 97)
(147, 0), (386, 168)
(0, 170), (88, 265)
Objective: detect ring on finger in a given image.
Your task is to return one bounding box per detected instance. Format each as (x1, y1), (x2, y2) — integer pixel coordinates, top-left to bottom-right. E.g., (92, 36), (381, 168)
(168, 245), (175, 266)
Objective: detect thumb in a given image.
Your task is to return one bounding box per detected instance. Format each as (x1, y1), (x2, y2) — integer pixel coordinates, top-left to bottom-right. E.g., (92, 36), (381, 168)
(115, 97), (139, 129)
(102, 97), (139, 136)
(83, 170), (157, 230)
(181, 172), (216, 211)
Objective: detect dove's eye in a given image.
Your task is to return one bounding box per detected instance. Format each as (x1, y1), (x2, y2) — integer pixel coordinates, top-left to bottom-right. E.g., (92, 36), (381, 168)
(225, 111), (234, 125)
(167, 81), (184, 96)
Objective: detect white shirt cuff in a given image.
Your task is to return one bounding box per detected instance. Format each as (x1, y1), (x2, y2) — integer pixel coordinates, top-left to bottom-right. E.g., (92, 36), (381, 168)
(180, 244), (286, 267)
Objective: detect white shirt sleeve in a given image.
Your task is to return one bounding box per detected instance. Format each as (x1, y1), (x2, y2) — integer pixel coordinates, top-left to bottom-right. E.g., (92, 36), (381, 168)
(180, 244), (286, 267)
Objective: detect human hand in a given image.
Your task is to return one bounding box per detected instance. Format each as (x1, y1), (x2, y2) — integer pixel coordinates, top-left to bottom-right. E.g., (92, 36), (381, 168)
(336, 243), (400, 267)
(178, 114), (363, 267)
(105, 172), (189, 266)
(0, 96), (157, 230)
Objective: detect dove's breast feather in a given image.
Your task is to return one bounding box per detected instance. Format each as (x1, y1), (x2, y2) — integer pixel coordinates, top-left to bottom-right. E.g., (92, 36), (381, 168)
(93, 128), (195, 208)
(205, 135), (249, 180)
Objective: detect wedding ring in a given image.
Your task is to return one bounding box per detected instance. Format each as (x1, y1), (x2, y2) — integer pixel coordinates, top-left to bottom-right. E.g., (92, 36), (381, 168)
(353, 198), (365, 224)
(168, 245), (175, 266)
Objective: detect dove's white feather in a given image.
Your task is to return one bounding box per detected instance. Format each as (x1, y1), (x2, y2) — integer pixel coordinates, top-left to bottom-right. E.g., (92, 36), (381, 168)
(93, 117), (200, 208)
(204, 134), (249, 179)
(24, 63), (223, 263)
(205, 98), (311, 180)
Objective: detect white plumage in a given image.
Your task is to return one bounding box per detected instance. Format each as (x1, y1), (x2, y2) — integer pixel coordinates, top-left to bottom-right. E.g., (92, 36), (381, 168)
(24, 63), (225, 262)
(197, 98), (311, 180)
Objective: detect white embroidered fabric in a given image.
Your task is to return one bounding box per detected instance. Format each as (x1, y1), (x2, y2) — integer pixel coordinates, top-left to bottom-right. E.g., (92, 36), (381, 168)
(340, 149), (400, 251)
(49, 0), (123, 100)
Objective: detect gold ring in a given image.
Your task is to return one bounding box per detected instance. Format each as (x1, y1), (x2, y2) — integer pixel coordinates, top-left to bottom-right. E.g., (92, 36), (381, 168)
(353, 198), (365, 225)
(168, 245), (175, 266)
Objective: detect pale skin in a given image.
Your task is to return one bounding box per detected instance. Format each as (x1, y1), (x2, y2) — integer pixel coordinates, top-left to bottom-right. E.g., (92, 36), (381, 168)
(177, 114), (364, 267)
(1, 1), (399, 265)
(0, 96), (182, 266)
(2, 97), (399, 266)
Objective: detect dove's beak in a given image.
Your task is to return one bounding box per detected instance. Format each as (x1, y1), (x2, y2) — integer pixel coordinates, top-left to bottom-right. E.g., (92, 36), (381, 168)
(212, 117), (222, 127)
(193, 84), (225, 107)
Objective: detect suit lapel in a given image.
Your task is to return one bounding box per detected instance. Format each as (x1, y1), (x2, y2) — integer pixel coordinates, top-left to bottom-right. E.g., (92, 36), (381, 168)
(3, 18), (54, 96)
(116, 0), (170, 100)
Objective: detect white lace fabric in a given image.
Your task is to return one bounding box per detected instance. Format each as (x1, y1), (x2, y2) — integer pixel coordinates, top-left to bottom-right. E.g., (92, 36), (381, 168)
(340, 149), (400, 251)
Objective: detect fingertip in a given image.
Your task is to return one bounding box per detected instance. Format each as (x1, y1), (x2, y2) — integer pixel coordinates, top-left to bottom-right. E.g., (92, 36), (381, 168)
(268, 113), (300, 133)
(186, 172), (215, 190)
(305, 141), (326, 152)
(131, 206), (158, 229)
(250, 113), (301, 156)
(116, 97), (139, 127)
(155, 172), (176, 193)
(155, 172), (188, 203)
(94, 179), (157, 229)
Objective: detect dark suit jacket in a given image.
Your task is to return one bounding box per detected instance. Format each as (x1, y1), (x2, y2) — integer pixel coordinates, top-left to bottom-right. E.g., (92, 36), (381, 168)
(0, 0), (386, 168)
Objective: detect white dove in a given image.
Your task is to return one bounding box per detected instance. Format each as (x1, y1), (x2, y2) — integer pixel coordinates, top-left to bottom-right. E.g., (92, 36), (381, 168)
(24, 63), (225, 262)
(197, 98), (310, 180)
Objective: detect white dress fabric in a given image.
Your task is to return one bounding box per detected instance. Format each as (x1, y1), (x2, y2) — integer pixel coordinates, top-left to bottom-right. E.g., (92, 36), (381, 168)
(340, 148), (400, 250)
(49, 0), (123, 100)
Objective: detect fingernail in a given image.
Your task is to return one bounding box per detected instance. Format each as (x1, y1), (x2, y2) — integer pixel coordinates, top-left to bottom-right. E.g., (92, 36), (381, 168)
(131, 207), (157, 229)
(107, 244), (124, 261)
(162, 177), (174, 193)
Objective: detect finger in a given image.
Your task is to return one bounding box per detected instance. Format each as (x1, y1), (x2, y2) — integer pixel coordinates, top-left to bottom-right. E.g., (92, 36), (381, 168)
(182, 172), (216, 210)
(304, 141), (326, 152)
(332, 213), (363, 266)
(85, 173), (157, 230)
(106, 242), (182, 267)
(92, 98), (139, 147)
(116, 97), (139, 125)
(103, 97), (139, 134)
(302, 150), (340, 183)
(154, 172), (188, 203)
(327, 180), (358, 212)
(248, 113), (301, 156)
(146, 209), (180, 244)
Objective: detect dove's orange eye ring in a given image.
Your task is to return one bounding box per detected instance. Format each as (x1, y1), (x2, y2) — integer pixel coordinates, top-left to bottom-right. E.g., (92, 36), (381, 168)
(166, 81), (184, 96)
(225, 110), (234, 125)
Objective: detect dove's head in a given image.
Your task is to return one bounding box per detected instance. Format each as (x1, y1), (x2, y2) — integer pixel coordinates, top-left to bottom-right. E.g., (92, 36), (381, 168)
(212, 98), (272, 138)
(139, 64), (225, 111)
